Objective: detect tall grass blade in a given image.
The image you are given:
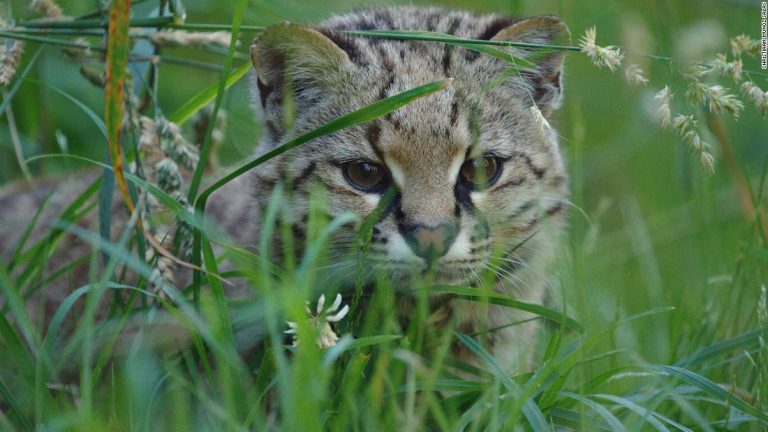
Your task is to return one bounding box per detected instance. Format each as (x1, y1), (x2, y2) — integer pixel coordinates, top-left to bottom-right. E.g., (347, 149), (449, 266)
(644, 364), (768, 423)
(426, 285), (583, 332)
(592, 394), (674, 432)
(322, 335), (402, 366)
(25, 79), (107, 138)
(0, 376), (32, 432)
(187, 0), (248, 200)
(6, 188), (54, 272)
(168, 61), (251, 125)
(0, 309), (34, 377)
(0, 48), (42, 117)
(674, 330), (761, 367)
(560, 391), (627, 431)
(454, 332), (548, 430)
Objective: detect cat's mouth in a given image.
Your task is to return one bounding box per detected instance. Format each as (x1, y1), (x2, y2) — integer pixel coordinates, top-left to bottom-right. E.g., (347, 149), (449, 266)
(366, 258), (489, 286)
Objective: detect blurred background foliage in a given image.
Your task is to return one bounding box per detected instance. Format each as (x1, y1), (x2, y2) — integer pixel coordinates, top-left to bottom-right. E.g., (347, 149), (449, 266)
(0, 0), (766, 399)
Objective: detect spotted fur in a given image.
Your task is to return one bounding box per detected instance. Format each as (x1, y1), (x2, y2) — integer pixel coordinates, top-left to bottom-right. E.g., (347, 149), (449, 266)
(250, 6), (570, 369)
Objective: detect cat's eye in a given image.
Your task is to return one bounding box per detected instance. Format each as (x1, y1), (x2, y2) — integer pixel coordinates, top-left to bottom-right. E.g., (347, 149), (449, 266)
(459, 156), (503, 189)
(343, 161), (390, 192)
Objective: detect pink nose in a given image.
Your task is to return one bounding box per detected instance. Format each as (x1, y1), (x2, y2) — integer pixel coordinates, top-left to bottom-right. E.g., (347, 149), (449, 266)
(401, 223), (457, 262)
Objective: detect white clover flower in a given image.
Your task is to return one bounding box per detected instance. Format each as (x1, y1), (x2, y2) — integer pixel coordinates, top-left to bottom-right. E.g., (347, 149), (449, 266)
(579, 27), (624, 72)
(286, 293), (349, 349)
(624, 64), (649, 86)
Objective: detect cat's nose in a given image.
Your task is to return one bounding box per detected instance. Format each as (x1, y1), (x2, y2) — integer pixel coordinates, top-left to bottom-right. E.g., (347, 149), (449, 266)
(401, 223), (458, 263)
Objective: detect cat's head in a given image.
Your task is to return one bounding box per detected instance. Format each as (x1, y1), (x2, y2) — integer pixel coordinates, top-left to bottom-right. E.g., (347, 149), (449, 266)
(249, 8), (569, 287)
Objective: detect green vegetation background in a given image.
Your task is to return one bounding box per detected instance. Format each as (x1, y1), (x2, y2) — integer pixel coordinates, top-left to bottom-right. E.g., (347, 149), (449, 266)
(0, 0), (766, 429)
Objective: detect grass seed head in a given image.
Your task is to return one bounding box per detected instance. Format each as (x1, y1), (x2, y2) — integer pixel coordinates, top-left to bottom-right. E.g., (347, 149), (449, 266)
(624, 64), (649, 86)
(30, 0), (64, 20)
(654, 86), (673, 127)
(705, 84), (743, 118)
(0, 39), (24, 86)
(730, 34), (760, 57)
(579, 26), (624, 71)
(149, 30), (233, 48)
(741, 81), (768, 114)
(709, 53), (743, 82)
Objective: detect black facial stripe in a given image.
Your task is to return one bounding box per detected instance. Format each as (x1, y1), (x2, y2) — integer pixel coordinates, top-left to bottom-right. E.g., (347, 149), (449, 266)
(366, 123), (390, 172)
(449, 98), (459, 126)
(545, 202), (566, 217)
(366, 122), (382, 156)
(551, 175), (567, 188)
(513, 151), (546, 179)
(518, 217), (541, 233)
(454, 183), (477, 215)
(377, 190), (401, 223)
(494, 176), (526, 191)
(328, 183), (363, 197)
(371, 226), (388, 244)
(393, 194), (406, 224)
(509, 200), (534, 219)
(291, 162), (316, 188)
(469, 217), (490, 243)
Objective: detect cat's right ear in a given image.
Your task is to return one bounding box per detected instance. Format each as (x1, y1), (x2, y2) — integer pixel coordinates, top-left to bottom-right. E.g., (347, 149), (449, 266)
(250, 22), (355, 107)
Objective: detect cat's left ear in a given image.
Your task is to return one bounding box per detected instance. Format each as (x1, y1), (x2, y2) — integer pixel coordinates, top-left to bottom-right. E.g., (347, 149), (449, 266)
(487, 16), (570, 116)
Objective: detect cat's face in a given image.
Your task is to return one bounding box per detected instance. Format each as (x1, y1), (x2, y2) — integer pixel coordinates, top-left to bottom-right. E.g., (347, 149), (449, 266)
(250, 8), (569, 286)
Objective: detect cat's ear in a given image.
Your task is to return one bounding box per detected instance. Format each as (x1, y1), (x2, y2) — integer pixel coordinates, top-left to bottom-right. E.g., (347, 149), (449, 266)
(484, 16), (570, 116)
(250, 22), (354, 107)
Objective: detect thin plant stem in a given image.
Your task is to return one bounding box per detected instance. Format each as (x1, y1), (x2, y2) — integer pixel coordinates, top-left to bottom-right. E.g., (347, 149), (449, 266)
(0, 30), (103, 51)
(3, 93), (34, 184)
(706, 113), (768, 235)
(5, 24), (768, 78)
(17, 16), (174, 29)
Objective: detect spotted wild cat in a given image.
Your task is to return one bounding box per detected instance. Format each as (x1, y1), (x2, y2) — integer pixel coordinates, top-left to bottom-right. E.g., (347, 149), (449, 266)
(249, 6), (570, 368)
(0, 6), (569, 370)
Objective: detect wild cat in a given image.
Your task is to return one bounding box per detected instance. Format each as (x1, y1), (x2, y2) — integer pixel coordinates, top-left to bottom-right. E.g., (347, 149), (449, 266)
(0, 6), (569, 370)
(249, 6), (569, 368)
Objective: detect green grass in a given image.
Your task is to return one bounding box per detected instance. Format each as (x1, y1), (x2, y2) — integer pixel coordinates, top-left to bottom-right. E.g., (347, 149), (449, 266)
(1, 0), (767, 430)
